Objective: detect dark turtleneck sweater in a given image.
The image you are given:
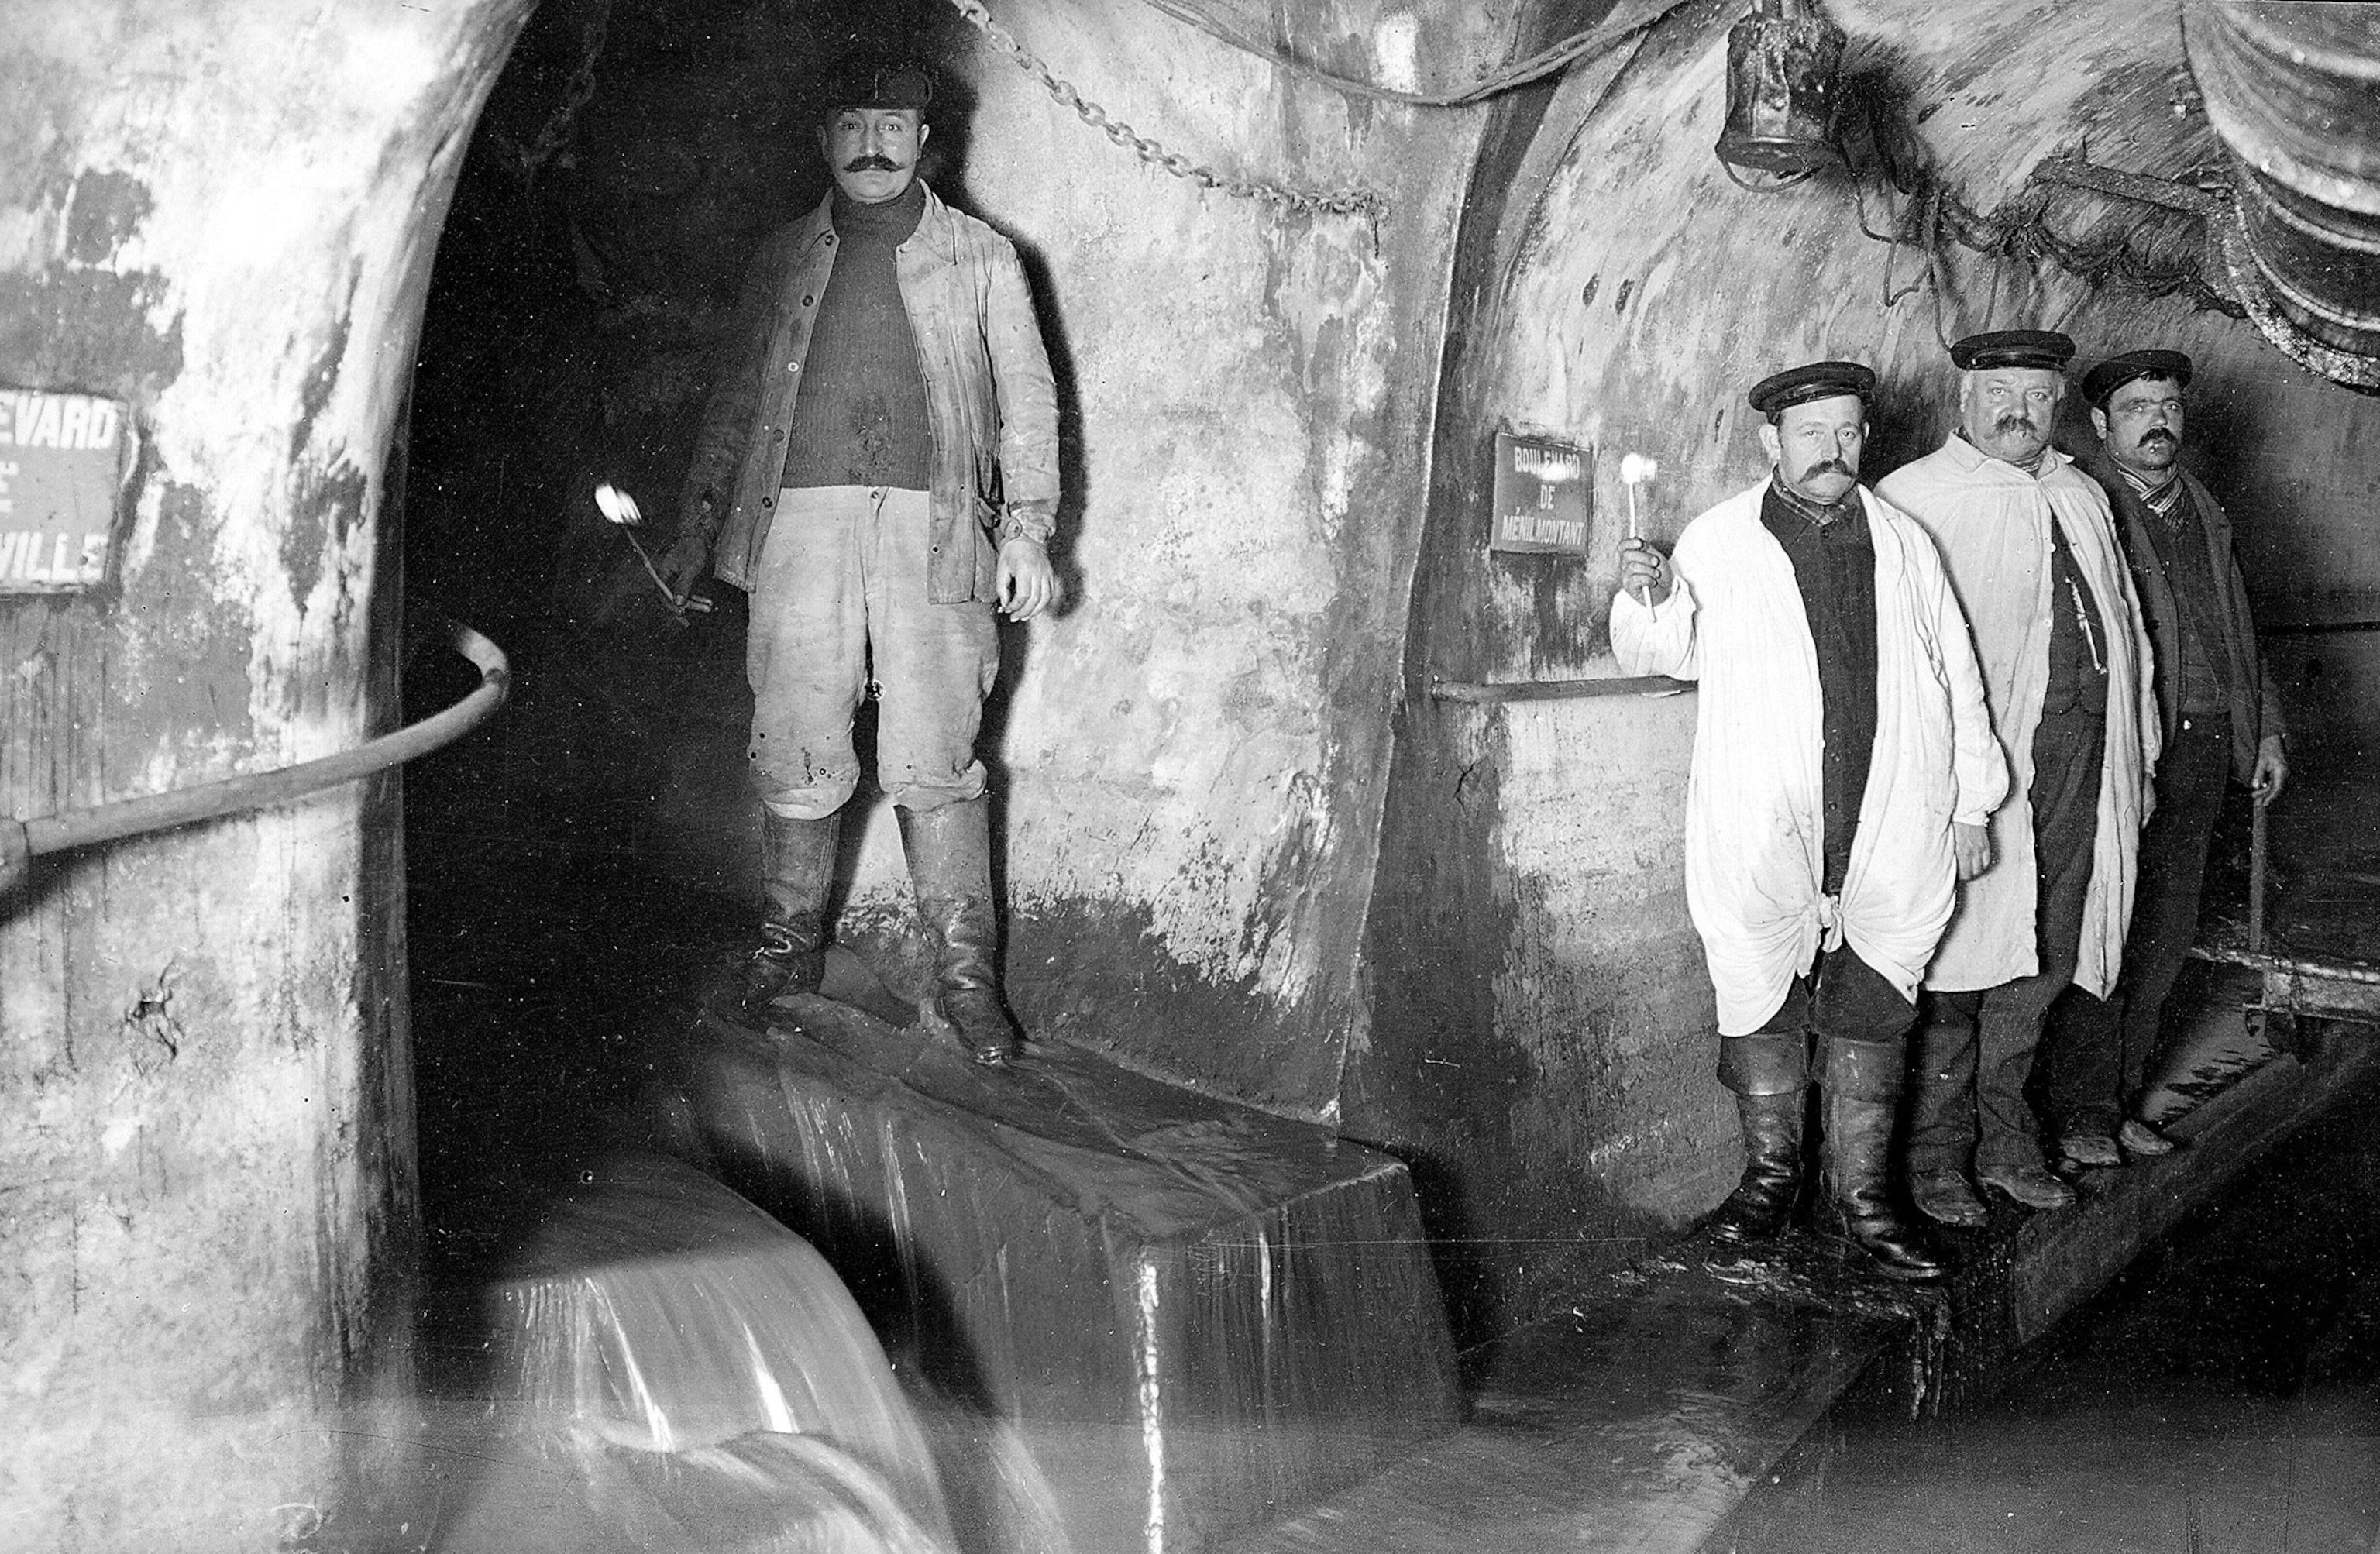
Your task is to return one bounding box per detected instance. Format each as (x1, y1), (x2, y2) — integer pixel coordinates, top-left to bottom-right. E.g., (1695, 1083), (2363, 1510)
(782, 179), (933, 492)
(1761, 477), (1877, 895)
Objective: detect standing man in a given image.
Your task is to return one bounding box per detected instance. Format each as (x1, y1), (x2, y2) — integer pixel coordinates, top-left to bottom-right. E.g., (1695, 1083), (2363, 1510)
(659, 51), (1061, 1065)
(1615, 362), (2007, 1283)
(2040, 349), (2287, 1163)
(1876, 330), (2158, 1222)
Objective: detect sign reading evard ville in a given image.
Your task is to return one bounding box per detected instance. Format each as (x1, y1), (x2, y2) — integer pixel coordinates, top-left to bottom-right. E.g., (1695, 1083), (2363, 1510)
(1488, 430), (1592, 555)
(0, 387), (133, 596)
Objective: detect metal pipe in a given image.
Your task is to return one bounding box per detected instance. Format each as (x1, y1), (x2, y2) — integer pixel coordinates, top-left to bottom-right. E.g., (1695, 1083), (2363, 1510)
(2, 617), (508, 892)
(1429, 674), (1690, 704)
(2188, 2), (2380, 374)
(2217, 947), (2380, 988)
(2262, 619), (2380, 636)
(2249, 796), (2268, 954)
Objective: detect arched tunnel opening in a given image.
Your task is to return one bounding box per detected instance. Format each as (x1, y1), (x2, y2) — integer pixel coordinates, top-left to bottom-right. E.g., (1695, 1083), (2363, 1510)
(11, 1), (2380, 1549)
(396, 0), (1002, 1291)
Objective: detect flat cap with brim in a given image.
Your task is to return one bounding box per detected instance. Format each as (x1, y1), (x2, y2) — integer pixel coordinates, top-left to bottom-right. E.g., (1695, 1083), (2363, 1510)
(817, 50), (935, 113)
(2082, 348), (2193, 407)
(1949, 329), (2076, 371)
(1747, 360), (1876, 417)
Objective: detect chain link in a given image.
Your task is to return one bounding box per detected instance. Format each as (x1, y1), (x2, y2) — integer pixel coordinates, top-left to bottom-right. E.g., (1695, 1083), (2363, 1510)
(942, 0), (1388, 222)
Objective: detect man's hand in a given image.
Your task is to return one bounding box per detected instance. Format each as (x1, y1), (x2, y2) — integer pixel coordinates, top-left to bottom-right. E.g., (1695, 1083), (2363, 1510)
(1618, 537), (1673, 607)
(1952, 821), (1993, 881)
(655, 532), (711, 603)
(2251, 733), (2289, 807)
(997, 537), (1061, 621)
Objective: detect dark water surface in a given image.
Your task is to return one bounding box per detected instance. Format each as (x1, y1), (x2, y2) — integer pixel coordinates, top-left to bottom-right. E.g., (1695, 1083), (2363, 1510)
(1731, 1059), (2380, 1553)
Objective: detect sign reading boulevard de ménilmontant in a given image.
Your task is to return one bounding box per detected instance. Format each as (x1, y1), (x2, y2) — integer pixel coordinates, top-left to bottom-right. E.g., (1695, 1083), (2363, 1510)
(0, 387), (132, 596)
(1489, 429), (1592, 556)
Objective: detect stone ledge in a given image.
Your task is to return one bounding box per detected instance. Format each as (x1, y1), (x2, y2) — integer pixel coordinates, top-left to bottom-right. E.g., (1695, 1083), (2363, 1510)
(648, 1000), (1462, 1554)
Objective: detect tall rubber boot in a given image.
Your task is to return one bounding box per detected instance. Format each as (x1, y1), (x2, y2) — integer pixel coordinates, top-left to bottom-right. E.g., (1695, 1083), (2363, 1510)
(711, 812), (838, 1023)
(1704, 1032), (1809, 1245)
(898, 798), (1023, 1066)
(1818, 1035), (1945, 1282)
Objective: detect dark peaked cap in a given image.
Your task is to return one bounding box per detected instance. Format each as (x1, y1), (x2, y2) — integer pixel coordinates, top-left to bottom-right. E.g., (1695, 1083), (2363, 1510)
(817, 50), (935, 112)
(2082, 349), (2193, 407)
(1747, 361), (1876, 418)
(1949, 329), (2076, 370)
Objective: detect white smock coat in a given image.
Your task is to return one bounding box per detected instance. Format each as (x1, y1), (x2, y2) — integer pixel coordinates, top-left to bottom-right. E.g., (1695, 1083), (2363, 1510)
(1875, 437), (2159, 997)
(1613, 479), (2009, 1037)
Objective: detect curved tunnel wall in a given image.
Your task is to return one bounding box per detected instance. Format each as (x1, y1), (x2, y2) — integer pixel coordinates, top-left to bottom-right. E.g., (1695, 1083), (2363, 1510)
(1, 2), (529, 1547)
(1357, 0), (2380, 1332)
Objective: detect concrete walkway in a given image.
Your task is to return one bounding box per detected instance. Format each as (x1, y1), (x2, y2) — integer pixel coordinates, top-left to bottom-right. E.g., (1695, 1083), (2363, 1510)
(1218, 1020), (2380, 1554)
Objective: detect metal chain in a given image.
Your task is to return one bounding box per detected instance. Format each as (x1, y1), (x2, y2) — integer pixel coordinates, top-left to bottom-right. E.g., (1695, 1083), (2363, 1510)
(518, 0), (615, 189)
(942, 0), (1387, 222)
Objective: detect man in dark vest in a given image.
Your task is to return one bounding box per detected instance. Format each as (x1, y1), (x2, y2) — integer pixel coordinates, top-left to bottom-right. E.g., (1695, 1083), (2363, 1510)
(1616, 361), (2007, 1283)
(659, 51), (1061, 1064)
(1876, 331), (2158, 1225)
(2041, 349), (2287, 1160)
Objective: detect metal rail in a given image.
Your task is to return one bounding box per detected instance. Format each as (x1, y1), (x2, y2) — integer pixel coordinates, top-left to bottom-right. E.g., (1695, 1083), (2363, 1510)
(1, 617), (509, 895)
(2263, 620), (2380, 637)
(1429, 674), (1690, 704)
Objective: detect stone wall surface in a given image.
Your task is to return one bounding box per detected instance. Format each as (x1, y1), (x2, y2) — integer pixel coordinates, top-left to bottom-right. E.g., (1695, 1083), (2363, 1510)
(0, 2), (530, 1549)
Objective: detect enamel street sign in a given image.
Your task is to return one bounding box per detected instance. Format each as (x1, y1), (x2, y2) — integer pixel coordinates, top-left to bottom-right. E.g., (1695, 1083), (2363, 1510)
(1489, 430), (1593, 555)
(0, 388), (132, 596)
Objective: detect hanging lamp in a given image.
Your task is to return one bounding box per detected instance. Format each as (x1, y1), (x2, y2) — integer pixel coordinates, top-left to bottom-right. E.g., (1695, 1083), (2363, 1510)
(1714, 0), (1848, 191)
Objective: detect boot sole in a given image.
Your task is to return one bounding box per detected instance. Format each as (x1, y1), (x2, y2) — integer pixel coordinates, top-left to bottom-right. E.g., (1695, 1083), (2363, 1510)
(1976, 1180), (2076, 1212)
(1821, 1236), (1945, 1281)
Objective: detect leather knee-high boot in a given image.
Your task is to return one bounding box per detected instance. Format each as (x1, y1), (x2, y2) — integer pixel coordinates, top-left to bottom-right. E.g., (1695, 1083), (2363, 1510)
(898, 797), (1023, 1066)
(1819, 1035), (1944, 1282)
(1705, 1032), (1809, 1245)
(712, 812), (839, 1022)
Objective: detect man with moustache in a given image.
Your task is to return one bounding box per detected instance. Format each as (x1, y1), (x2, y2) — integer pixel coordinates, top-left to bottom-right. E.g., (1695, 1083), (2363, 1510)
(659, 51), (1061, 1064)
(2038, 350), (2287, 1165)
(1876, 331), (2158, 1223)
(1615, 361), (2006, 1283)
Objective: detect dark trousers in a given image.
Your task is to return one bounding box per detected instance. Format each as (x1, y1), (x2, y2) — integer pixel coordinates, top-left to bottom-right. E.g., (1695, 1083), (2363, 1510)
(1735, 944), (1916, 1055)
(1718, 944), (1916, 1109)
(1910, 706), (2104, 1172)
(2041, 712), (2232, 1133)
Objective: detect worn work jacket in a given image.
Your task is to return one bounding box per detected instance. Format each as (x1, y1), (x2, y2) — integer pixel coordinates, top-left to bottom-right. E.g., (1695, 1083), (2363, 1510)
(1876, 437), (2159, 999)
(2082, 452), (2285, 785)
(1613, 480), (2008, 1037)
(680, 183), (1060, 603)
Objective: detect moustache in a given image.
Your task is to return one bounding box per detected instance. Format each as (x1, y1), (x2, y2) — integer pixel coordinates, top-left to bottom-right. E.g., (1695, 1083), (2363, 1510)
(844, 155), (902, 172)
(2139, 428), (2177, 446)
(1803, 459), (1853, 478)
(1993, 412), (2039, 435)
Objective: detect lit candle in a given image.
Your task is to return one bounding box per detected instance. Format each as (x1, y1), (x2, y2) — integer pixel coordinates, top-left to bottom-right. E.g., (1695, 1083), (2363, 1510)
(1619, 454), (1659, 617)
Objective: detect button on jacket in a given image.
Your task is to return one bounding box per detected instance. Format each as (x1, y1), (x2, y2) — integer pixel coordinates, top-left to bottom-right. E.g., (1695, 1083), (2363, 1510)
(681, 183), (1060, 603)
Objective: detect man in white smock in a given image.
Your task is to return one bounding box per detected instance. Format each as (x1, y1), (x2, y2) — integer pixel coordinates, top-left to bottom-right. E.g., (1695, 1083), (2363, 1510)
(1616, 360), (2007, 1283)
(1875, 330), (2158, 1224)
